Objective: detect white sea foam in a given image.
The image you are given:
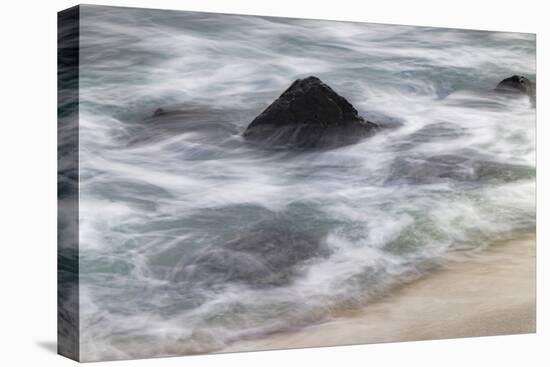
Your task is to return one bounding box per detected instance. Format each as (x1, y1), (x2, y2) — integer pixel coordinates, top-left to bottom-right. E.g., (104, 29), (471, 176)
(70, 5), (536, 361)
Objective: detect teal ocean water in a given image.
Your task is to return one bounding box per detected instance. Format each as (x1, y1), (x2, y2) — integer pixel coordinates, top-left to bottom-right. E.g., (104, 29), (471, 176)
(72, 5), (535, 361)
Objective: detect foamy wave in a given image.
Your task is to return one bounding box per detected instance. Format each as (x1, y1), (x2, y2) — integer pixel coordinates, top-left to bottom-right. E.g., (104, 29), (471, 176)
(71, 5), (535, 361)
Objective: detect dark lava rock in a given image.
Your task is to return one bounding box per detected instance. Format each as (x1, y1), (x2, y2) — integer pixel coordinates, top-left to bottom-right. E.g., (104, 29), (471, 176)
(495, 75), (534, 94)
(243, 76), (379, 148)
(495, 75), (535, 104)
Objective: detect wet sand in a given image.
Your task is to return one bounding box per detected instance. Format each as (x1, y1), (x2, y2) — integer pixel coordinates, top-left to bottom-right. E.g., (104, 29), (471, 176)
(224, 234), (536, 352)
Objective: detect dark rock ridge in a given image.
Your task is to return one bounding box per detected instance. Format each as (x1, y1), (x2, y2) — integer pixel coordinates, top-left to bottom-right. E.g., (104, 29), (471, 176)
(495, 75), (535, 105)
(243, 76), (379, 148)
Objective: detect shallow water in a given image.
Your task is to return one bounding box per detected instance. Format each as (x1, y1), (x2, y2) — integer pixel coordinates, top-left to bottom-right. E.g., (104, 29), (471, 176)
(71, 5), (535, 361)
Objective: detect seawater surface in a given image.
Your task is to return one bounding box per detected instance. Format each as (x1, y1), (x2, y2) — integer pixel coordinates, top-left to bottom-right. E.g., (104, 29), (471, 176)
(75, 5), (536, 361)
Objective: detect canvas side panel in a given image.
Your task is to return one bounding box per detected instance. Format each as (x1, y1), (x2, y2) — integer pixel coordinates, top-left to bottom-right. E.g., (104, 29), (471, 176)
(57, 5), (80, 362)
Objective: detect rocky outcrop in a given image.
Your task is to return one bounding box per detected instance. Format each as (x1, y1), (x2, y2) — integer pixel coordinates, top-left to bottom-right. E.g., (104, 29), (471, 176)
(243, 76), (378, 148)
(495, 75), (535, 105)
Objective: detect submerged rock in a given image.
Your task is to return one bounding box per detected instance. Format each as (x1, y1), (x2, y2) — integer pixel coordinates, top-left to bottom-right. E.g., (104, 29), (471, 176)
(495, 75), (535, 105)
(130, 104), (241, 146)
(174, 218), (329, 287)
(243, 76), (379, 148)
(388, 154), (535, 185)
(147, 104), (240, 134)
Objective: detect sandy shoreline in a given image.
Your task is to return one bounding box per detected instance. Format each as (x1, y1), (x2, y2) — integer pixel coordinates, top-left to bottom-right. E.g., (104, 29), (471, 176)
(224, 234), (536, 352)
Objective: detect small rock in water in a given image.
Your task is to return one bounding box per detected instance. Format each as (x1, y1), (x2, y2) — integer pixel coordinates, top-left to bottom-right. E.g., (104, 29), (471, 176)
(243, 76), (379, 148)
(495, 75), (535, 105)
(153, 107), (168, 117)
